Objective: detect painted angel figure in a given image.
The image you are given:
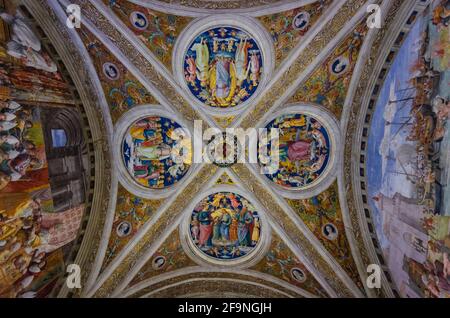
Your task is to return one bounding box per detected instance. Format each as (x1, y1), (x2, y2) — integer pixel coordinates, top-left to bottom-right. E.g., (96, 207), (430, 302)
(0, 10), (41, 51)
(235, 38), (251, 87)
(185, 56), (197, 87)
(6, 41), (57, 73)
(191, 38), (210, 87)
(249, 51), (261, 86)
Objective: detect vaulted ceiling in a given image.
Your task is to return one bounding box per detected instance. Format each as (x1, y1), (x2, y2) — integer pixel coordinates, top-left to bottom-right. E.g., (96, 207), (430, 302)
(11, 0), (442, 298)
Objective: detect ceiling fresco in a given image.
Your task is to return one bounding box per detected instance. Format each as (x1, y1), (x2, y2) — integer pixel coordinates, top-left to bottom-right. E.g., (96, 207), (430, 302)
(182, 26), (264, 109)
(251, 231), (329, 297)
(127, 227), (196, 288)
(122, 115), (191, 189)
(0, 0), (448, 300)
(77, 26), (158, 123)
(289, 20), (368, 119)
(101, 184), (165, 271)
(260, 112), (331, 190)
(287, 182), (364, 292)
(103, 0), (192, 70)
(188, 191), (262, 262)
(258, 0), (333, 66)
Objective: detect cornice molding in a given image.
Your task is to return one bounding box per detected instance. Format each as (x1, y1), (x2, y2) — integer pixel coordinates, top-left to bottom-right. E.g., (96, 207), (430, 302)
(128, 0), (318, 17)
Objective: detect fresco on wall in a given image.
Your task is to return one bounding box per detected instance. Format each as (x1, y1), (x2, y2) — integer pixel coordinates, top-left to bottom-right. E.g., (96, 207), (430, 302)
(0, 10), (57, 74)
(190, 192), (261, 261)
(184, 26), (263, 108)
(129, 228), (195, 286)
(258, 0), (332, 66)
(78, 27), (157, 123)
(122, 116), (191, 189)
(287, 182), (364, 292)
(104, 0), (192, 69)
(102, 185), (164, 270)
(289, 22), (368, 118)
(0, 104), (83, 297)
(259, 113), (331, 189)
(0, 61), (72, 105)
(367, 1), (450, 298)
(0, 9), (71, 106)
(252, 232), (328, 297)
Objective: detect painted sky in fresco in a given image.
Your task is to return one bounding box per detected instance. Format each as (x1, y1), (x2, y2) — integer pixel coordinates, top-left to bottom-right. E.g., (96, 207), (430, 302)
(367, 16), (424, 249)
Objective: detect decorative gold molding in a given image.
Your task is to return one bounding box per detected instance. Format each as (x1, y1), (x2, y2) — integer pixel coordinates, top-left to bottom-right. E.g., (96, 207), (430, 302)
(93, 165), (219, 297)
(72, 0), (209, 127)
(239, 0), (369, 129)
(231, 164), (355, 297)
(129, 272), (304, 298)
(153, 0), (287, 10)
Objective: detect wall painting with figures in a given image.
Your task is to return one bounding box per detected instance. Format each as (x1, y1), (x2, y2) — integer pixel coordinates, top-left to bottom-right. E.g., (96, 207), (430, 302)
(0, 103), (84, 297)
(0, 3), (86, 298)
(367, 0), (450, 298)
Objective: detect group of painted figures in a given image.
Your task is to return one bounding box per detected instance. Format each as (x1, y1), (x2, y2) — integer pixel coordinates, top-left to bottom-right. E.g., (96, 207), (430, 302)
(123, 116), (190, 189)
(184, 27), (263, 108)
(0, 103), (61, 297)
(261, 113), (331, 189)
(190, 193), (261, 260)
(1, 10), (57, 73)
(0, 102), (40, 191)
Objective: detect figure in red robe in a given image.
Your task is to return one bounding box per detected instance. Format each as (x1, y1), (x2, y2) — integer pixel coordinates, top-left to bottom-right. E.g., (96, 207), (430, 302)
(287, 140), (311, 161)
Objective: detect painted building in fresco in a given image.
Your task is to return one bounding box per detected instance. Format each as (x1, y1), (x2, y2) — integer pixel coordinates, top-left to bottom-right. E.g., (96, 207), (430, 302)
(0, 1), (87, 297)
(368, 0), (450, 298)
(0, 0), (448, 300)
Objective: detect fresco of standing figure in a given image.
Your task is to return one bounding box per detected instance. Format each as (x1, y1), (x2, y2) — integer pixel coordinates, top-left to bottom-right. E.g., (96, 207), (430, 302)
(185, 56), (197, 86)
(192, 38), (210, 87)
(0, 11), (41, 51)
(235, 38), (251, 87)
(189, 192), (261, 260)
(249, 51), (261, 87)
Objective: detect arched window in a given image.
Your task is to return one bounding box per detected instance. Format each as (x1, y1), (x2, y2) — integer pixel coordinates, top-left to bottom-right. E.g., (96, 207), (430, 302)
(51, 128), (67, 148)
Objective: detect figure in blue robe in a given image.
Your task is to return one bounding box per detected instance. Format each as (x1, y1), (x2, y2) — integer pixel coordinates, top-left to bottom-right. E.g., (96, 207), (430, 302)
(237, 209), (253, 246)
(215, 57), (231, 98)
(220, 212), (231, 241)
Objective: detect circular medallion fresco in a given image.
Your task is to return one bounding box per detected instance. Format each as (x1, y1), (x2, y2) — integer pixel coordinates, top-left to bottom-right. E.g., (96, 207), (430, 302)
(152, 256), (166, 270)
(292, 12), (310, 31)
(122, 116), (191, 189)
(189, 192), (261, 261)
(183, 26), (263, 108)
(205, 132), (241, 167)
(291, 267), (307, 283)
(259, 113), (331, 189)
(116, 221), (132, 237)
(322, 223), (338, 241)
(130, 11), (149, 30)
(329, 55), (350, 76)
(103, 62), (120, 81)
